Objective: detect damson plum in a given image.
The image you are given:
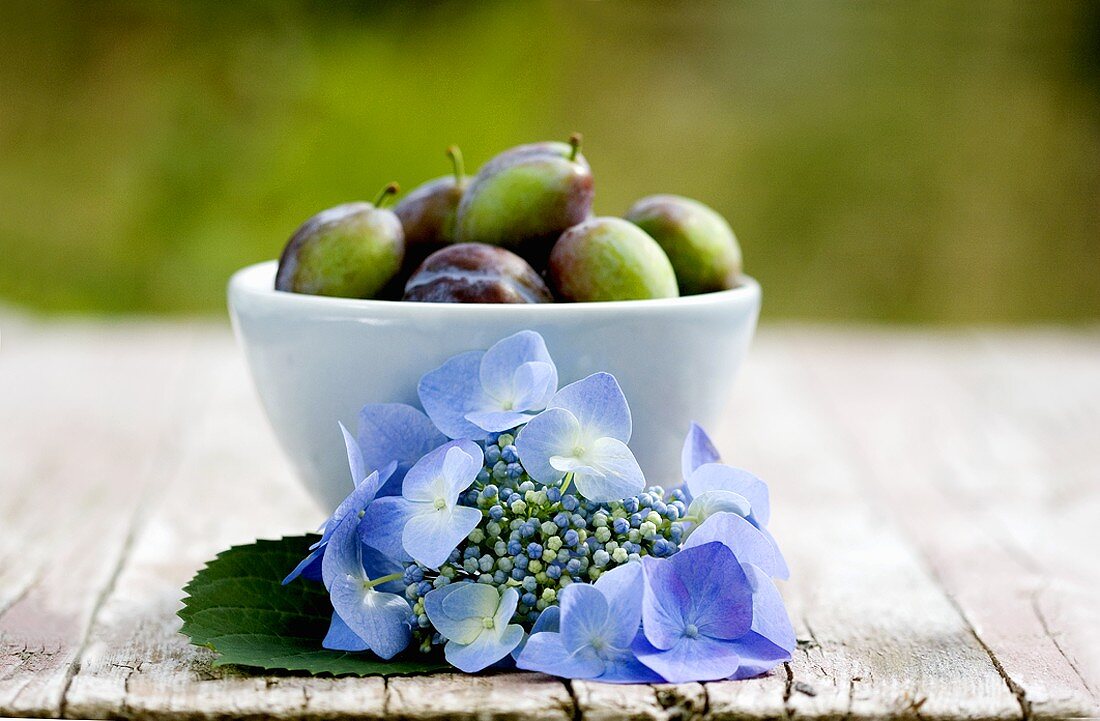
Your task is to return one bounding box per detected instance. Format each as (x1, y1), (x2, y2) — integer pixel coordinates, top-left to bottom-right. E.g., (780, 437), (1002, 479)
(275, 184), (404, 298)
(395, 146), (468, 247)
(549, 217), (678, 302)
(625, 195), (741, 295)
(403, 243), (553, 304)
(454, 134), (594, 266)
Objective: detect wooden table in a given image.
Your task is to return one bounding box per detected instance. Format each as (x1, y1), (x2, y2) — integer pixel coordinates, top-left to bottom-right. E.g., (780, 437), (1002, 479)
(1, 316), (1097, 720)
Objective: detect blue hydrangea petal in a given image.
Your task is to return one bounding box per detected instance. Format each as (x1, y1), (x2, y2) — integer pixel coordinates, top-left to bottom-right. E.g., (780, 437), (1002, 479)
(465, 410), (537, 433)
(356, 404), (447, 494)
(682, 511), (789, 580)
(595, 646), (667, 684)
(550, 372), (632, 443)
(743, 563), (796, 655)
(681, 422), (722, 483)
(362, 545), (405, 594)
(726, 632), (791, 680)
(329, 575), (412, 660)
(440, 443), (483, 498)
(668, 542), (753, 641)
(401, 440), (481, 504)
(510, 361), (557, 412)
(686, 463), (771, 526)
(418, 351), (494, 440)
(686, 489), (752, 525)
(423, 584), (487, 645)
(640, 554), (692, 650)
(441, 581), (501, 620)
(446, 624), (524, 673)
(516, 632), (604, 679)
(592, 562), (644, 649)
(572, 437), (646, 502)
(341, 422), (367, 488)
(321, 512), (366, 590)
(322, 611), (369, 652)
(559, 583), (611, 655)
(478, 331), (555, 404)
(402, 504), (482, 569)
(512, 605), (561, 660)
(282, 546), (323, 585)
(360, 496), (415, 563)
(321, 469), (383, 545)
(516, 407), (581, 485)
(493, 587), (520, 630)
(632, 633), (741, 684)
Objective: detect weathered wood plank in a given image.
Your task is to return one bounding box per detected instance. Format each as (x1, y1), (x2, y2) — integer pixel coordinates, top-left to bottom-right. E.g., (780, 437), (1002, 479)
(0, 320), (202, 717)
(702, 338), (1024, 720)
(386, 673), (573, 721)
(784, 328), (1100, 718)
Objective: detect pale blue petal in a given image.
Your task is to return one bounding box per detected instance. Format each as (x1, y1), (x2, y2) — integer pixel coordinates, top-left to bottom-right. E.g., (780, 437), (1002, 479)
(362, 545), (405, 594)
(512, 605), (561, 660)
(401, 440), (480, 503)
(418, 351), (495, 440)
(402, 504), (482, 569)
(593, 562), (644, 649)
(682, 511), (789, 580)
(633, 634), (741, 684)
(596, 646), (667, 684)
(668, 541), (752, 641)
(442, 582), (501, 620)
(681, 422), (721, 483)
(640, 555), (691, 650)
(743, 563), (796, 654)
(446, 624), (524, 673)
(282, 546), (323, 585)
(321, 513), (366, 590)
(516, 408), (581, 485)
(360, 496), (415, 563)
(441, 443), (483, 499)
(322, 611), (369, 652)
(686, 463), (771, 526)
(727, 632), (791, 679)
(478, 330), (555, 404)
(550, 372), (632, 443)
(493, 588), (520, 630)
(686, 489), (751, 524)
(572, 437), (646, 502)
(516, 632), (604, 679)
(559, 583), (611, 655)
(423, 583), (488, 645)
(465, 410), (536, 433)
(510, 361), (557, 412)
(329, 576), (412, 660)
(549, 456), (603, 476)
(321, 469), (382, 547)
(341, 422), (366, 488)
(356, 404), (447, 492)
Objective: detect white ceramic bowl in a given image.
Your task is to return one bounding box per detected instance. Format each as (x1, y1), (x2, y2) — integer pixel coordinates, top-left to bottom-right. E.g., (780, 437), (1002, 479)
(228, 260), (760, 510)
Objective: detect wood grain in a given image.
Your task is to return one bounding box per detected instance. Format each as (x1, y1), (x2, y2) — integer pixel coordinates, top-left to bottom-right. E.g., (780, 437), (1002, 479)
(1, 318), (1097, 719)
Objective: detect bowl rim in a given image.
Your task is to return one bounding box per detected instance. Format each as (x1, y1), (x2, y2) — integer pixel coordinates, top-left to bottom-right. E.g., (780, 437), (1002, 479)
(229, 260), (760, 314)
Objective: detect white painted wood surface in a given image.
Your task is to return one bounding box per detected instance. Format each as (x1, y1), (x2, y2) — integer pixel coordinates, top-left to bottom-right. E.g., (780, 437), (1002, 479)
(1, 317), (1097, 720)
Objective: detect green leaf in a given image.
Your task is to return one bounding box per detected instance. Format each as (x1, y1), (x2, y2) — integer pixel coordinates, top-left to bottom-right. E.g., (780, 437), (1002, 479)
(179, 535), (449, 676)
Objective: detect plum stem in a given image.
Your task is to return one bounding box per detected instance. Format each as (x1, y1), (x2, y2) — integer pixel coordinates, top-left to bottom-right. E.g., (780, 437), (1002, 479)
(373, 182), (400, 208)
(447, 145), (465, 181)
(568, 132), (583, 162)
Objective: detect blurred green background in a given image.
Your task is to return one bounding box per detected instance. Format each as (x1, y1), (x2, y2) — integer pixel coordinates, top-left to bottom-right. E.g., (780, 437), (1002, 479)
(2, 0), (1098, 322)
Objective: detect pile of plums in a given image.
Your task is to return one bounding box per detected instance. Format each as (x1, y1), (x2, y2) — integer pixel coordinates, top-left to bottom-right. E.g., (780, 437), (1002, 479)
(274, 135), (743, 303)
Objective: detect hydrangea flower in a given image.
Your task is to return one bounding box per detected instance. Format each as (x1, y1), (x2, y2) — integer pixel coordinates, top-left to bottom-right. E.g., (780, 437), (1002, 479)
(423, 583), (524, 672)
(320, 510), (412, 659)
(418, 331), (558, 440)
(517, 563), (660, 683)
(632, 541), (755, 682)
(362, 440), (484, 569)
(516, 373), (645, 502)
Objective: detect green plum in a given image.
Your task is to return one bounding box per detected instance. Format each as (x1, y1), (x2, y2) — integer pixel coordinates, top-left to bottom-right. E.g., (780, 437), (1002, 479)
(275, 184), (404, 298)
(624, 194), (742, 295)
(549, 217), (679, 302)
(454, 134), (594, 266)
(403, 243), (553, 303)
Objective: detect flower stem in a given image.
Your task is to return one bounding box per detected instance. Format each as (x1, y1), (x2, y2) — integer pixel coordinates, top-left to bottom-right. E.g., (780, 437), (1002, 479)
(560, 472), (574, 495)
(364, 572), (403, 589)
